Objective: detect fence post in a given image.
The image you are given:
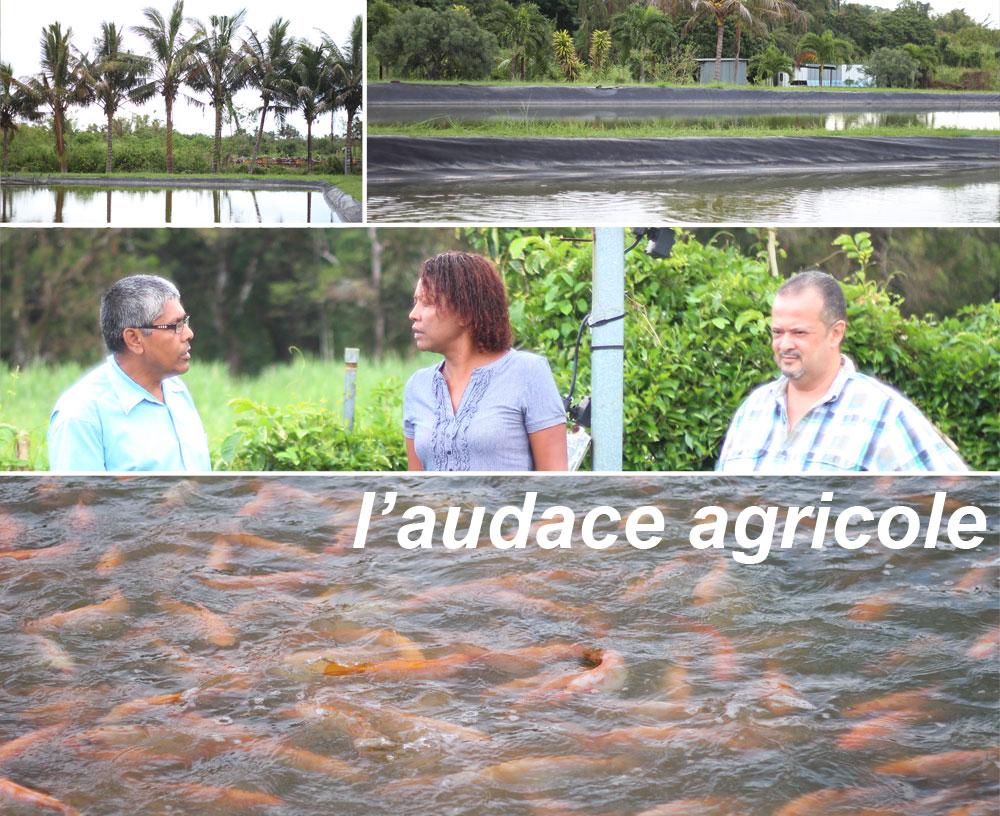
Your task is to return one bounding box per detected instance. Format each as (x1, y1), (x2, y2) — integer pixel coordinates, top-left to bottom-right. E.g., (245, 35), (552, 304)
(343, 348), (359, 432)
(15, 431), (29, 471)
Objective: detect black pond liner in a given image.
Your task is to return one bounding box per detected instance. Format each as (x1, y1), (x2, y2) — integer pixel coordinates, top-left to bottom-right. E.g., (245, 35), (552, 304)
(369, 135), (1000, 184)
(370, 83), (1000, 121)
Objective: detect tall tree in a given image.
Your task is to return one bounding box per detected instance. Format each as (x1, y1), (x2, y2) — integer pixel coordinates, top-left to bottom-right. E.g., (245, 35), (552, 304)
(797, 29), (853, 86)
(242, 19), (296, 174)
(491, 2), (551, 80)
(34, 23), (90, 173)
(189, 9), (249, 173)
(324, 16), (363, 175)
(612, 4), (672, 83)
(0, 63), (43, 174)
(291, 40), (330, 174)
(80, 23), (153, 174)
(132, 0), (203, 173)
(730, 0), (804, 66)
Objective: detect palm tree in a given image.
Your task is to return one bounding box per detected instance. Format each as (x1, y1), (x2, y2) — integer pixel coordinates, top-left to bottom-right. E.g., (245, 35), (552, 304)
(0, 63), (43, 174)
(730, 0), (804, 66)
(797, 30), (852, 87)
(132, 1), (203, 173)
(900, 42), (937, 88)
(324, 16), (363, 175)
(291, 40), (330, 174)
(188, 9), (249, 173)
(34, 23), (90, 173)
(242, 18), (296, 173)
(491, 2), (550, 80)
(748, 45), (795, 85)
(80, 23), (153, 173)
(612, 4), (671, 83)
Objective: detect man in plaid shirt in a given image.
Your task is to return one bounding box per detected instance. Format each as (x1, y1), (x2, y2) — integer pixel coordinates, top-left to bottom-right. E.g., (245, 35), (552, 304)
(716, 271), (967, 473)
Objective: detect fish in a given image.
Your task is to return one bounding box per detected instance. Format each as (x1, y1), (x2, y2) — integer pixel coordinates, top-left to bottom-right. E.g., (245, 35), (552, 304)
(0, 777), (82, 815)
(0, 723), (67, 762)
(101, 690), (199, 722)
(848, 590), (905, 622)
(635, 797), (748, 816)
(206, 536), (233, 571)
(216, 533), (317, 561)
(751, 667), (815, 715)
(156, 595), (236, 647)
(0, 539), (78, 561)
(26, 592), (128, 631)
(159, 782), (283, 809)
(621, 553), (697, 602)
(874, 748), (998, 778)
(953, 561), (998, 591)
(966, 626), (999, 659)
(199, 571), (324, 591)
(0, 510), (22, 550)
(677, 618), (738, 682)
(68, 501), (95, 531)
(836, 708), (935, 750)
(692, 560), (730, 606)
(28, 635), (75, 673)
(841, 685), (941, 718)
(322, 651), (480, 681)
(96, 543), (124, 574)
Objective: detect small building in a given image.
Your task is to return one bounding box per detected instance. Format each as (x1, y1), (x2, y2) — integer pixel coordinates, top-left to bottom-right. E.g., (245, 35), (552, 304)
(790, 64), (871, 87)
(696, 58), (748, 85)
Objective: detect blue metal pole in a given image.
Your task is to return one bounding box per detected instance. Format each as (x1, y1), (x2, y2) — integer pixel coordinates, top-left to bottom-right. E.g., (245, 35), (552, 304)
(591, 228), (624, 471)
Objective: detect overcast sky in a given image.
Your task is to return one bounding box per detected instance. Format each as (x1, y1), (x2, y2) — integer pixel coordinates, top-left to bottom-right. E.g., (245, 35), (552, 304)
(865, 0), (997, 26)
(0, 0), (364, 137)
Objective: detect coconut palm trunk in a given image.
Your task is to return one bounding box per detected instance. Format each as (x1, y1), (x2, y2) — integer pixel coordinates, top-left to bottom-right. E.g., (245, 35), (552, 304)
(165, 96), (175, 171)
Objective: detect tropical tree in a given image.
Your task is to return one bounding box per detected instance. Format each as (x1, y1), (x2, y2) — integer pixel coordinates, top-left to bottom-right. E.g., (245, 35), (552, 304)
(291, 40), (330, 174)
(730, 0), (805, 66)
(612, 4), (672, 83)
(900, 42), (938, 87)
(491, 1), (551, 80)
(242, 18), (296, 173)
(0, 63), (43, 173)
(864, 47), (919, 87)
(590, 29), (612, 76)
(132, 0), (203, 173)
(325, 16), (363, 175)
(34, 23), (90, 173)
(748, 44), (794, 85)
(552, 29), (583, 80)
(367, 0), (398, 80)
(797, 30), (853, 86)
(676, 0), (731, 82)
(79, 23), (153, 173)
(188, 10), (249, 173)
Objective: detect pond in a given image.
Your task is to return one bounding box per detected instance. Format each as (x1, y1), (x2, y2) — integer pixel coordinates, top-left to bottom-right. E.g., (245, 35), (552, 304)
(367, 166), (1000, 225)
(1, 474), (996, 816)
(0, 186), (342, 225)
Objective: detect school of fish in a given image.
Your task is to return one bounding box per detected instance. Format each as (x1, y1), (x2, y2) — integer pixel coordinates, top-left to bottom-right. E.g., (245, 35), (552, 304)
(0, 475), (996, 815)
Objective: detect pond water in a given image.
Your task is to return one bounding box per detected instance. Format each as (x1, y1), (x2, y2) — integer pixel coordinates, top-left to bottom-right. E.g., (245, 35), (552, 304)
(1, 474), (997, 816)
(368, 168), (1000, 224)
(375, 111), (1000, 132)
(0, 186), (341, 225)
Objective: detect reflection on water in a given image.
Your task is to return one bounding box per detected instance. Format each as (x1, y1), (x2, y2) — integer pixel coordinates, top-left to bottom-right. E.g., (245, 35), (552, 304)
(0, 475), (997, 816)
(368, 168), (1000, 224)
(376, 110), (1000, 131)
(0, 185), (341, 225)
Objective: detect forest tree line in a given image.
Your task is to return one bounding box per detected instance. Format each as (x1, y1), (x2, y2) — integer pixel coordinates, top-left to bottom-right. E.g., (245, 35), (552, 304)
(1, 3), (363, 176)
(368, 0), (1000, 89)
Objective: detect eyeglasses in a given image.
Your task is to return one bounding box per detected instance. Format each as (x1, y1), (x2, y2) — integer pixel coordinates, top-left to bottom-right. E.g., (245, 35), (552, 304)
(137, 315), (190, 334)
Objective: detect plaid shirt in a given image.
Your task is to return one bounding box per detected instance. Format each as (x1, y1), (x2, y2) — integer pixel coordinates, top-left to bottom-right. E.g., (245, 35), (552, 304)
(716, 356), (968, 473)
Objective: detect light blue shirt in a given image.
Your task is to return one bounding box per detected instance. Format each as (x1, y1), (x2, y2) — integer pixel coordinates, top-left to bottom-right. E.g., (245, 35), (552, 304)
(403, 348), (565, 471)
(716, 356), (968, 473)
(48, 355), (211, 472)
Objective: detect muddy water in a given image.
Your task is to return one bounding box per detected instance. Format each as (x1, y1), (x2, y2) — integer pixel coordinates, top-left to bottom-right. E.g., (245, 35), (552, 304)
(367, 168), (1000, 224)
(0, 186), (341, 225)
(0, 475), (997, 815)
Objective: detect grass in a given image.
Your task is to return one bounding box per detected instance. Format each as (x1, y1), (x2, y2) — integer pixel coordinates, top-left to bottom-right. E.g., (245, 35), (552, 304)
(370, 118), (989, 139)
(3, 170), (362, 199)
(0, 353), (436, 471)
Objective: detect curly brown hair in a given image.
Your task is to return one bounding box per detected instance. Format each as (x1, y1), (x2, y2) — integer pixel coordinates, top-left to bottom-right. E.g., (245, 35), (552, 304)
(418, 252), (512, 353)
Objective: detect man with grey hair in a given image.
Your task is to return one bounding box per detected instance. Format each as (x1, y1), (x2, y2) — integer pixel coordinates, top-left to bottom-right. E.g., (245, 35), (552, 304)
(48, 275), (211, 471)
(717, 270), (967, 472)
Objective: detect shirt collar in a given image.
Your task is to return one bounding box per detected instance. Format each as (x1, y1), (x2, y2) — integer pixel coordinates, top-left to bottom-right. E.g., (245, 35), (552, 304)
(770, 354), (856, 406)
(107, 355), (183, 414)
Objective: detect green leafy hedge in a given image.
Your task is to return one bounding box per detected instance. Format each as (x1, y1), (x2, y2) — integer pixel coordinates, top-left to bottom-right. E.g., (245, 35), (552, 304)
(467, 228), (999, 471)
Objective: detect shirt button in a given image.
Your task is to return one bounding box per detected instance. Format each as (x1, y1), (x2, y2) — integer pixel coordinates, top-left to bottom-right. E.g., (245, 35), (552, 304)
(447, 450), (452, 455)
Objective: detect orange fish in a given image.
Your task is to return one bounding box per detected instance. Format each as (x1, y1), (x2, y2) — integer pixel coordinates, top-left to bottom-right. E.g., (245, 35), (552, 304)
(966, 626), (999, 659)
(217, 533), (316, 561)
(0, 540), (78, 561)
(0, 723), (67, 761)
(692, 560), (729, 607)
(848, 590), (905, 622)
(0, 777), (82, 815)
(875, 748), (998, 778)
(96, 543), (124, 574)
(621, 553), (697, 602)
(322, 652), (478, 681)
(206, 536), (233, 571)
(199, 571), (324, 591)
(0, 510), (22, 550)
(26, 592), (128, 631)
(836, 708), (935, 750)
(166, 782), (284, 809)
(156, 596), (236, 647)
(841, 685), (941, 718)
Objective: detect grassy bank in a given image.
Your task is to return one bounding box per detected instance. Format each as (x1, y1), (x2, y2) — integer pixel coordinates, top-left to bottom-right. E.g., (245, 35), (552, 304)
(371, 79), (994, 93)
(370, 120), (989, 139)
(1, 355), (431, 471)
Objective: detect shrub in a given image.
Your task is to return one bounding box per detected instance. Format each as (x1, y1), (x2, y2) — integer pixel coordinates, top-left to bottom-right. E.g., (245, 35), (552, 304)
(864, 47), (919, 87)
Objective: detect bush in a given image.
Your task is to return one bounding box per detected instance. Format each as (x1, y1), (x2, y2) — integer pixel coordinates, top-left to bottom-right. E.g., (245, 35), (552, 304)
(864, 47), (919, 87)
(465, 228), (999, 471)
(217, 378), (407, 471)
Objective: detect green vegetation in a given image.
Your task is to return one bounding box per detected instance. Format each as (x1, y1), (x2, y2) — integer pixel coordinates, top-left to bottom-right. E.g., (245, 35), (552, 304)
(369, 119), (987, 139)
(368, 0), (1000, 91)
(0, 7), (363, 176)
(3, 228), (996, 471)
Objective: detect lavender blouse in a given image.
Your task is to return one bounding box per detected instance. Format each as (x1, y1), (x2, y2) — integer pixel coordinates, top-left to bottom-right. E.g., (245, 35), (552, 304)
(403, 349), (565, 471)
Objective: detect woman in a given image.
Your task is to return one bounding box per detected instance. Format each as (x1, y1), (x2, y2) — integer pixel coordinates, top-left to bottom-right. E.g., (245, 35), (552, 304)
(403, 252), (568, 471)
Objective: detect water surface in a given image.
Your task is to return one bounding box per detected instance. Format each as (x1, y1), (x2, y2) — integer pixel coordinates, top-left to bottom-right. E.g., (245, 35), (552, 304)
(0, 186), (341, 225)
(0, 475), (996, 815)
